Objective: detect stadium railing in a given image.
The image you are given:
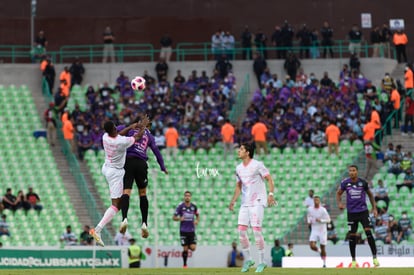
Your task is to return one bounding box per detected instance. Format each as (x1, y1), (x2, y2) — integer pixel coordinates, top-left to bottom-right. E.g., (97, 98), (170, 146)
(0, 40), (396, 63)
(41, 78), (114, 245)
(229, 74), (250, 125)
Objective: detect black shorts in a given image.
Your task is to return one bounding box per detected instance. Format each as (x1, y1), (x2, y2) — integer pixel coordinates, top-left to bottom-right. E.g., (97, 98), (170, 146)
(180, 231), (197, 247)
(347, 210), (372, 233)
(123, 157), (148, 190)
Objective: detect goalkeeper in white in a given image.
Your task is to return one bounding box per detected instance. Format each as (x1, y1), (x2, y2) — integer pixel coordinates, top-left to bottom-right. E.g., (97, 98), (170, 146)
(307, 195), (331, 268)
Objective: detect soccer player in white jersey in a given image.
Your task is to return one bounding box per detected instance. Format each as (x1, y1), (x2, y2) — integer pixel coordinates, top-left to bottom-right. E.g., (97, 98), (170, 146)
(307, 196), (331, 267)
(228, 143), (276, 273)
(90, 118), (148, 246)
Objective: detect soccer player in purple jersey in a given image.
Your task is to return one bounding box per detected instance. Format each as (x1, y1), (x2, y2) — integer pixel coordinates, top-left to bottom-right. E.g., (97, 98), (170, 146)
(336, 165), (380, 268)
(173, 191), (200, 268)
(229, 143), (276, 273)
(118, 114), (168, 238)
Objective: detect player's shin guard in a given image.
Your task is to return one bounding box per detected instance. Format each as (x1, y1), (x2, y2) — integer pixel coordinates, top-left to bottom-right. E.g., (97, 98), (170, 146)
(238, 225), (251, 261)
(253, 227), (265, 264)
(140, 195), (149, 225)
(348, 233), (357, 259)
(365, 229), (377, 256)
(119, 194), (130, 220)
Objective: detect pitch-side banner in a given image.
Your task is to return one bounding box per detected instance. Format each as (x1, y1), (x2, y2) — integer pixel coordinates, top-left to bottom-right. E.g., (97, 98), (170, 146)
(0, 247), (128, 269)
(283, 257), (414, 268)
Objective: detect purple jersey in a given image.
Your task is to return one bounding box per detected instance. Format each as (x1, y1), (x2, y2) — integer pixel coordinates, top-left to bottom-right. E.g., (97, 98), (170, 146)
(340, 177), (369, 213)
(116, 126), (166, 172)
(174, 202), (199, 233)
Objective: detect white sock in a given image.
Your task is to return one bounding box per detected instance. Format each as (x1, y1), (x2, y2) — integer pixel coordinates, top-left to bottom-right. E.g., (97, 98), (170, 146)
(258, 249), (265, 264)
(242, 248), (251, 262)
(97, 205), (118, 232)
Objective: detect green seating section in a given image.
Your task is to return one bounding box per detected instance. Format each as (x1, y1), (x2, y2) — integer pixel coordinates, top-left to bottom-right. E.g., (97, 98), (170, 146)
(85, 140), (362, 246)
(0, 84), (81, 246)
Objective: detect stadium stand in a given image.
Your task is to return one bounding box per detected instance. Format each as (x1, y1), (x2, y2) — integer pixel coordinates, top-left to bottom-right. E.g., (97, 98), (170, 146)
(0, 84), (81, 246)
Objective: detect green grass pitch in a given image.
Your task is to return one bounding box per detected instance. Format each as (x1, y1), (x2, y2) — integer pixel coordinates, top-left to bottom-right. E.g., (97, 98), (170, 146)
(1, 268), (414, 275)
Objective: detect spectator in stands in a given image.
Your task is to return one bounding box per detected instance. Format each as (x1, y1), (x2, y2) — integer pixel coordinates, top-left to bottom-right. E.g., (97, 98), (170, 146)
(374, 179), (390, 209)
(32, 30), (47, 62)
(79, 225), (93, 245)
(154, 130), (166, 151)
(325, 119), (341, 157)
(364, 140), (380, 179)
(390, 83), (402, 128)
(0, 215), (10, 237)
(222, 31), (235, 60)
(227, 241), (244, 267)
(221, 119), (235, 160)
(173, 70), (186, 85)
(381, 24), (393, 58)
(265, 74), (283, 89)
(397, 169), (414, 193)
(26, 187), (42, 212)
(165, 123), (179, 159)
(280, 20), (294, 59)
(320, 72), (333, 88)
(251, 118), (268, 155)
(155, 58), (169, 82)
(59, 66), (71, 92)
(327, 221), (338, 244)
(284, 52), (301, 81)
(211, 30), (223, 60)
(400, 152), (413, 172)
(241, 25), (252, 60)
(374, 218), (388, 243)
(301, 124), (312, 150)
(42, 57), (56, 93)
(253, 52), (267, 89)
(348, 24), (362, 57)
(35, 30), (48, 49)
(303, 189), (314, 208)
(60, 225), (78, 246)
(2, 188), (17, 211)
(398, 211), (412, 241)
(271, 25), (283, 59)
(44, 102), (57, 147)
(387, 214), (402, 243)
(370, 26), (382, 57)
(271, 239), (285, 267)
(395, 144), (405, 162)
(159, 33), (173, 62)
(15, 190), (31, 213)
(388, 155), (402, 176)
(254, 28), (268, 60)
(69, 57), (85, 88)
(383, 143), (396, 164)
(114, 230), (132, 246)
(296, 24), (312, 59)
(143, 70), (156, 87)
(349, 53), (360, 72)
(270, 124), (288, 150)
(286, 125), (299, 149)
(102, 26), (116, 63)
(403, 67), (414, 128)
(311, 126), (326, 149)
(393, 29), (408, 63)
(77, 127), (93, 161)
(321, 21), (334, 58)
(215, 54), (232, 79)
(62, 112), (76, 153)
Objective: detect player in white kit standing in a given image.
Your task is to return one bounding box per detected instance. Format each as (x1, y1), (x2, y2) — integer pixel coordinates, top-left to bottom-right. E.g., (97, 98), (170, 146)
(90, 118), (148, 246)
(229, 143), (277, 273)
(307, 195), (331, 267)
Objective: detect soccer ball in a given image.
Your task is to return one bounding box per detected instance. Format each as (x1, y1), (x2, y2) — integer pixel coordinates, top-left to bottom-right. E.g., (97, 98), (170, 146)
(131, 76), (146, 91)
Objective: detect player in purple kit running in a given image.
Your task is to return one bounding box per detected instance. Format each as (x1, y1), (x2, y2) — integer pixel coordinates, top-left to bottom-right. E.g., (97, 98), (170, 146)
(173, 191), (200, 268)
(118, 114), (168, 238)
(336, 165), (380, 268)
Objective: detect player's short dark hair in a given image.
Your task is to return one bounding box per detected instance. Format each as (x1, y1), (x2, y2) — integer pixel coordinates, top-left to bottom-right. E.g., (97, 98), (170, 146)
(104, 121), (115, 133)
(241, 143), (255, 158)
(184, 190), (192, 196)
(349, 164), (358, 170)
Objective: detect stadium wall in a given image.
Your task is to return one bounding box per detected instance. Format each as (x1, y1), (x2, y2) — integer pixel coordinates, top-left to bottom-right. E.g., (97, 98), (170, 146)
(0, 0), (412, 60)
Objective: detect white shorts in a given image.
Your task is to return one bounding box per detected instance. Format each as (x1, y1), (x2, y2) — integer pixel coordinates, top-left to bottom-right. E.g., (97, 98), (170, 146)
(309, 228), (328, 245)
(102, 165), (125, 199)
(238, 205), (265, 227)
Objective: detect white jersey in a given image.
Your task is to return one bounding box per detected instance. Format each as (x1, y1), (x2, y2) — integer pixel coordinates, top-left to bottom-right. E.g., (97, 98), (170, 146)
(102, 133), (135, 169)
(236, 159), (270, 207)
(307, 206), (331, 232)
